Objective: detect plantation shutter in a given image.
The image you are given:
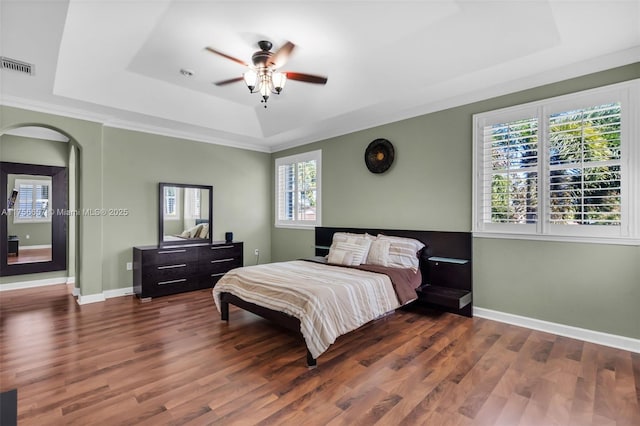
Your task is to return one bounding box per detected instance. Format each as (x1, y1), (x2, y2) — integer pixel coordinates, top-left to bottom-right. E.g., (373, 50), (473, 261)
(275, 150), (321, 227)
(481, 116), (539, 229)
(14, 179), (52, 222)
(548, 103), (622, 227)
(17, 183), (33, 219)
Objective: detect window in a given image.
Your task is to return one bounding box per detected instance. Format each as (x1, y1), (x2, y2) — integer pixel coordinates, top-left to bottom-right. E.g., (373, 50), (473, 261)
(473, 80), (639, 244)
(164, 186), (178, 220)
(275, 150), (321, 228)
(13, 178), (52, 223)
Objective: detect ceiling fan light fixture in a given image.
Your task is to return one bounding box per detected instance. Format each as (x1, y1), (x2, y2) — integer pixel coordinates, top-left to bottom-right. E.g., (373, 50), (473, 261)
(243, 69), (257, 92)
(272, 72), (286, 94)
(208, 40), (327, 108)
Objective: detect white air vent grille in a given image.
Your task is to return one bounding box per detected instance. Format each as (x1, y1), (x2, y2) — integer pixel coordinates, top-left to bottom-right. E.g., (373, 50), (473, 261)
(1, 57), (34, 75)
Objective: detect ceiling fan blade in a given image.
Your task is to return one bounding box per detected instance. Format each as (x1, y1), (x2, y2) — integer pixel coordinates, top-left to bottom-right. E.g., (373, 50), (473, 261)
(205, 47), (248, 67)
(286, 72), (328, 85)
(268, 41), (295, 68)
(214, 76), (244, 86)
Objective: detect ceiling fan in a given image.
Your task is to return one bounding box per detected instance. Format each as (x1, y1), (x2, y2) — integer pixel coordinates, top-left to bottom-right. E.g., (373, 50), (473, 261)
(206, 40), (328, 107)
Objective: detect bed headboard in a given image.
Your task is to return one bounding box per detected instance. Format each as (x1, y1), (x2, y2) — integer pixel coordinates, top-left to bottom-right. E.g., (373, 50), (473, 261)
(314, 227), (472, 289)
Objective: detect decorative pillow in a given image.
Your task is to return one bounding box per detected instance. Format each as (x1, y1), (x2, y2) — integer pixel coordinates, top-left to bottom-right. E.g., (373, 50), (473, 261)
(332, 232), (366, 243)
(197, 223), (209, 239)
(327, 246), (354, 265)
(330, 233), (372, 264)
(376, 234), (425, 270)
(327, 239), (371, 265)
(182, 224), (203, 238)
(366, 239), (390, 266)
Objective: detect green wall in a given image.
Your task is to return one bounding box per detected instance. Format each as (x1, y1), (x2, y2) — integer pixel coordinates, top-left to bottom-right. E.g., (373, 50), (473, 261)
(1, 109), (272, 297)
(271, 63), (640, 339)
(100, 127), (271, 291)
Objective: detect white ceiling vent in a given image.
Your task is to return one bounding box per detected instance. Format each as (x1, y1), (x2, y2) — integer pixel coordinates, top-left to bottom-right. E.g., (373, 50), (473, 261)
(1, 57), (34, 75)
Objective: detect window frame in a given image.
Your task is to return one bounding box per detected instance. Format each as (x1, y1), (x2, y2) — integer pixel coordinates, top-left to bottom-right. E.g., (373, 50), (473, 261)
(473, 79), (639, 245)
(275, 149), (322, 229)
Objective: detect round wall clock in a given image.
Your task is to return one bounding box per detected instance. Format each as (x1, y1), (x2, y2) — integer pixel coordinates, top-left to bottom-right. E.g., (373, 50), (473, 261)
(364, 138), (395, 173)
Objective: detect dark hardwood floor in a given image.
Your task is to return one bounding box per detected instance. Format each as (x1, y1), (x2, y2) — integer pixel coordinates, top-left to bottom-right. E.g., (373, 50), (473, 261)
(1, 284), (638, 425)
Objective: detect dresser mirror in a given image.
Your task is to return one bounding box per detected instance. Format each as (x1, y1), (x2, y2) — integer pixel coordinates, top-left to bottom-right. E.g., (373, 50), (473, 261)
(159, 183), (212, 247)
(0, 161), (68, 276)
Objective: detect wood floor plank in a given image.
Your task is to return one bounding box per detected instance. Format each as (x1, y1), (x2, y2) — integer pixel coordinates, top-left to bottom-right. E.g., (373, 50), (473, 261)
(1, 284), (639, 425)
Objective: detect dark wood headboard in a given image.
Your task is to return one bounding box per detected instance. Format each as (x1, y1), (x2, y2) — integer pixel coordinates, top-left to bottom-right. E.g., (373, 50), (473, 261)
(314, 227), (472, 289)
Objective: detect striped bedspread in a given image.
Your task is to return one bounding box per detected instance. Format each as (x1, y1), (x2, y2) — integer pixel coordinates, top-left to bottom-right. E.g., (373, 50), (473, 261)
(212, 260), (402, 359)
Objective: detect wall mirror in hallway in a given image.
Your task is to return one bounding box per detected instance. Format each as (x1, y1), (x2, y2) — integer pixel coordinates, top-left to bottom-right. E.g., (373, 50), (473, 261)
(0, 162), (68, 276)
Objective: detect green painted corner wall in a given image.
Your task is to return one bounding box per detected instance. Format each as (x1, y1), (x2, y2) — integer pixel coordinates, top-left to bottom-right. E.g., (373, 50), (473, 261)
(100, 127), (271, 291)
(271, 63), (640, 339)
(1, 107), (272, 297)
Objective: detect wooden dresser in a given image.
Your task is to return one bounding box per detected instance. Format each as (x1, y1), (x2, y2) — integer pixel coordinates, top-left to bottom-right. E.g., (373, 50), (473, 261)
(133, 242), (243, 300)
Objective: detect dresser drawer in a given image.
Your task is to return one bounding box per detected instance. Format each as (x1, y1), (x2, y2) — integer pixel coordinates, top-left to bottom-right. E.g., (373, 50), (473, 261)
(144, 276), (201, 298)
(201, 257), (242, 275)
(142, 247), (197, 266)
(198, 243), (242, 262)
(142, 260), (198, 282)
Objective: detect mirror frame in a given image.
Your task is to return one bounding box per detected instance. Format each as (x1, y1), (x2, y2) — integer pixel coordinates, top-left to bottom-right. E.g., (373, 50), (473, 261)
(0, 161), (68, 276)
(159, 182), (213, 247)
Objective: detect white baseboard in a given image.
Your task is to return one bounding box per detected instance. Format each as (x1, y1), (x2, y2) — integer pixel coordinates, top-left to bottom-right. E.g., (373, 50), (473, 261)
(473, 307), (640, 354)
(76, 286), (134, 305)
(0, 277), (71, 291)
(104, 287), (134, 299)
(76, 293), (106, 305)
(20, 244), (52, 250)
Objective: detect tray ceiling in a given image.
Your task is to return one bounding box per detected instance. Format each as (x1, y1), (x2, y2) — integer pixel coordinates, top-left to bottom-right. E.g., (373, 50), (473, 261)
(1, 0), (638, 152)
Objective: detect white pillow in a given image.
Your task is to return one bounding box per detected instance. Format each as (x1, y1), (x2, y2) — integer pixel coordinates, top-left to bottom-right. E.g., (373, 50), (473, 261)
(198, 223), (209, 239)
(366, 239), (390, 266)
(327, 246), (354, 265)
(376, 234), (425, 270)
(332, 232), (366, 243)
(330, 233), (372, 265)
(182, 224), (203, 238)
(327, 239), (371, 265)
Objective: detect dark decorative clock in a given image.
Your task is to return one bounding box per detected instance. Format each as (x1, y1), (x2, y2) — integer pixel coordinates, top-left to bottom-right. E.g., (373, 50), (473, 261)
(364, 138), (394, 173)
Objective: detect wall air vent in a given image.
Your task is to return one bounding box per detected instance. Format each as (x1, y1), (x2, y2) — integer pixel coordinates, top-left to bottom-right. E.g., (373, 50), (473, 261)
(1, 57), (34, 75)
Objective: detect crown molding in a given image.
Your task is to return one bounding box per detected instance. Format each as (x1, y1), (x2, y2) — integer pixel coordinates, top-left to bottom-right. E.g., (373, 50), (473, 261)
(0, 95), (270, 153)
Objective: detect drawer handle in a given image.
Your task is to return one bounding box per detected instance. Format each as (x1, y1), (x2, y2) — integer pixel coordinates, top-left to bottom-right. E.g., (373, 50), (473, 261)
(157, 264), (187, 270)
(158, 278), (187, 285)
(211, 258), (234, 264)
(211, 246), (234, 250)
(158, 249), (187, 254)
(211, 272), (226, 277)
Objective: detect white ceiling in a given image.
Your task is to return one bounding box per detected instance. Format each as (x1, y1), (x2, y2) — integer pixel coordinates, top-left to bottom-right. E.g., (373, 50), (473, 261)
(1, 0), (639, 153)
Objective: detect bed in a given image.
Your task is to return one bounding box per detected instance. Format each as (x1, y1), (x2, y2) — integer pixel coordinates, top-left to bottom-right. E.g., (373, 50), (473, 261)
(212, 227), (444, 367)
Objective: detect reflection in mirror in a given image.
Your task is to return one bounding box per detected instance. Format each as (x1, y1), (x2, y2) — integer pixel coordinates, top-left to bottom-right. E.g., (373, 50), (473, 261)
(1, 162), (67, 277)
(7, 173), (53, 264)
(159, 183), (212, 246)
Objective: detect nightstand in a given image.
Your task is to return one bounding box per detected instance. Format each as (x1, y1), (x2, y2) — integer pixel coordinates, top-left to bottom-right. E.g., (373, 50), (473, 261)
(417, 256), (472, 317)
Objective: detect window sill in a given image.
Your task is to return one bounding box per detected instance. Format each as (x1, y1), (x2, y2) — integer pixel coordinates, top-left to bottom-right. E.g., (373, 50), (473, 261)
(275, 223), (318, 230)
(473, 231), (640, 246)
